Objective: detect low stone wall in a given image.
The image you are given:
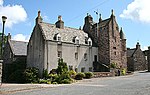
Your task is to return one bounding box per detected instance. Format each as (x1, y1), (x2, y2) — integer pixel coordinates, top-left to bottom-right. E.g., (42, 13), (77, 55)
(0, 60), (3, 84)
(92, 72), (113, 78)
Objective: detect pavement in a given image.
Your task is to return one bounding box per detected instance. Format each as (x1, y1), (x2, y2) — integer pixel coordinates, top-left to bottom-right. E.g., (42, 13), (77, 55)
(1, 71), (150, 95)
(0, 83), (71, 94)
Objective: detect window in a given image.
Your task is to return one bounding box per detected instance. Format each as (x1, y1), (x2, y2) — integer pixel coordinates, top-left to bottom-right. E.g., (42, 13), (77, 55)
(81, 67), (85, 72)
(73, 36), (79, 45)
(94, 55), (97, 62)
(84, 53), (87, 61)
(58, 36), (61, 41)
(145, 56), (147, 60)
(69, 65), (73, 70)
(54, 33), (61, 41)
(88, 38), (92, 46)
(76, 39), (79, 44)
(57, 34), (61, 41)
(114, 52), (116, 55)
(75, 52), (78, 59)
(113, 47), (116, 49)
(58, 51), (62, 58)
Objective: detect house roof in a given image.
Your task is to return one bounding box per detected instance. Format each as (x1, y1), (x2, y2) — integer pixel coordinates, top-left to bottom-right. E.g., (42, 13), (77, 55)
(39, 22), (89, 45)
(9, 40), (28, 56)
(127, 48), (136, 57)
(99, 18), (110, 27)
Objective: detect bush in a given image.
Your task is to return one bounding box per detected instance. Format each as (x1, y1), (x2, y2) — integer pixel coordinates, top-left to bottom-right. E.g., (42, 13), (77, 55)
(56, 58), (68, 75)
(39, 79), (51, 84)
(121, 68), (126, 75)
(61, 79), (72, 84)
(68, 70), (76, 78)
(24, 67), (39, 83)
(52, 82), (58, 84)
(84, 72), (93, 79)
(110, 62), (117, 69)
(75, 72), (85, 80)
(43, 69), (49, 79)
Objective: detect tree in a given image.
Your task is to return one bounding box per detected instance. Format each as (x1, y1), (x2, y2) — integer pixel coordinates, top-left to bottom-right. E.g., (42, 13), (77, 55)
(56, 58), (68, 75)
(0, 33), (7, 58)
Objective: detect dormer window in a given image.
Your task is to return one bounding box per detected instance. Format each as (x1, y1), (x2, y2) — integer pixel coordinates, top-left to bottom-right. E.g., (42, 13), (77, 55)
(88, 38), (92, 46)
(54, 33), (61, 41)
(73, 36), (79, 44)
(85, 37), (88, 44)
(57, 34), (61, 41)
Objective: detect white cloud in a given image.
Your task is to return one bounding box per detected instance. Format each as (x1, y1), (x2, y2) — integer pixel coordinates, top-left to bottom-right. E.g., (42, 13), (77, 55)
(0, 0), (3, 6)
(43, 15), (50, 22)
(0, 0), (27, 28)
(141, 46), (148, 51)
(120, 0), (150, 23)
(12, 34), (30, 42)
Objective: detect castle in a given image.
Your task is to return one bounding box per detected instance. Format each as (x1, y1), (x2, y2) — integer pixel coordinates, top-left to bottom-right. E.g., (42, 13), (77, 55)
(27, 10), (127, 76)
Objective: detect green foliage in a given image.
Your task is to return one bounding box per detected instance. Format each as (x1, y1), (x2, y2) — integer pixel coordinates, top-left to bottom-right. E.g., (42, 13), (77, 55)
(121, 68), (126, 75)
(43, 69), (49, 79)
(75, 72), (85, 80)
(39, 79), (51, 84)
(56, 58), (68, 75)
(24, 67), (39, 83)
(68, 70), (76, 78)
(84, 72), (93, 79)
(110, 62), (117, 69)
(61, 79), (72, 84)
(0, 34), (7, 58)
(52, 82), (58, 84)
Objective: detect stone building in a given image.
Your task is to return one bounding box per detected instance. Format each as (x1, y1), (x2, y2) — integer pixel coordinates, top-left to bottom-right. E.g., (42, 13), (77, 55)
(27, 10), (127, 76)
(147, 47), (150, 72)
(2, 33), (28, 81)
(27, 11), (98, 76)
(127, 42), (147, 71)
(83, 10), (127, 71)
(3, 33), (28, 64)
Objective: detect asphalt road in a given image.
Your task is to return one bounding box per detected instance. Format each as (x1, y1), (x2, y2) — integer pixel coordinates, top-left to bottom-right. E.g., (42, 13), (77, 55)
(6, 71), (150, 95)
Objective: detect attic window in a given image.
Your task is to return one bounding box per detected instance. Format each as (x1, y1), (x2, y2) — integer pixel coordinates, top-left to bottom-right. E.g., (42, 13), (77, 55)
(73, 36), (79, 44)
(54, 33), (61, 41)
(88, 38), (92, 46)
(85, 37), (88, 44)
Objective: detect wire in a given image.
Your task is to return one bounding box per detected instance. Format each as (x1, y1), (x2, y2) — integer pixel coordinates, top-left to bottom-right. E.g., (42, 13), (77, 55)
(65, 0), (110, 24)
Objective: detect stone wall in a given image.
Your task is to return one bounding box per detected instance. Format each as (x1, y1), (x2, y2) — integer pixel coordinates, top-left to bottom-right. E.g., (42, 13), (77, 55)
(0, 60), (3, 84)
(148, 47), (150, 72)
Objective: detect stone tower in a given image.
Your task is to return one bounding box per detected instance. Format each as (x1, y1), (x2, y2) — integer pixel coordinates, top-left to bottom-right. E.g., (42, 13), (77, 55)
(83, 10), (127, 71)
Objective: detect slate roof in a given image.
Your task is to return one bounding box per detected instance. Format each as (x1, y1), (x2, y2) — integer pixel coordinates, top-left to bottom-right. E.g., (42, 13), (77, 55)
(39, 22), (89, 45)
(99, 18), (111, 27)
(127, 48), (136, 57)
(9, 40), (28, 56)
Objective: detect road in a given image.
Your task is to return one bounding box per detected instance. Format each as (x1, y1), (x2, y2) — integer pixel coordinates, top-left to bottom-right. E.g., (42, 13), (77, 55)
(5, 71), (150, 95)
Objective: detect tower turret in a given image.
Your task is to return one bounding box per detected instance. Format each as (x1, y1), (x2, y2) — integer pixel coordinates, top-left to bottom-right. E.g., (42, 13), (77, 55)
(120, 27), (125, 39)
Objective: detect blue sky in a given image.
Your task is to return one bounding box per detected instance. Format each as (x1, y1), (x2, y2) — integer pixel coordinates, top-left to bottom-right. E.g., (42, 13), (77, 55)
(0, 0), (150, 50)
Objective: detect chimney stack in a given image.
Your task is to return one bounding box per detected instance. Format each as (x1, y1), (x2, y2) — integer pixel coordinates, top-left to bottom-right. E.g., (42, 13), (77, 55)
(55, 15), (64, 29)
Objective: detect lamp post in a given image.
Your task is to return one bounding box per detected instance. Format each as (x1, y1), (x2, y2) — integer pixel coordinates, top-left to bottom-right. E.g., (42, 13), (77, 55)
(1, 16), (7, 59)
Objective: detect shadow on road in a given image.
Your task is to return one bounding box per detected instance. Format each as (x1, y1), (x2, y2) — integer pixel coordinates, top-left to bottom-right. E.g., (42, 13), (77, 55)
(139, 71), (150, 73)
